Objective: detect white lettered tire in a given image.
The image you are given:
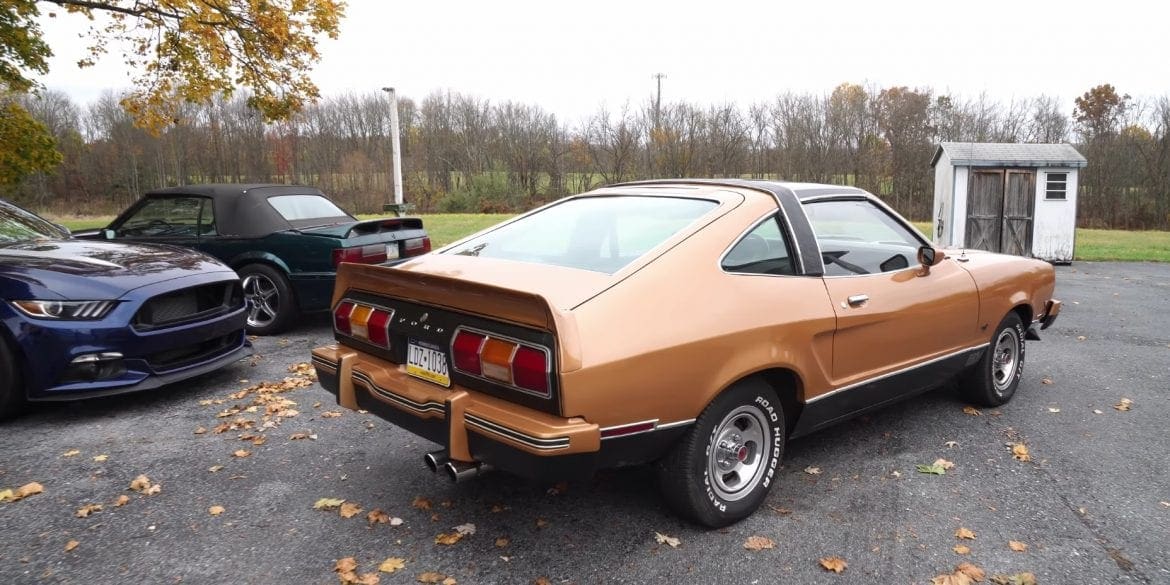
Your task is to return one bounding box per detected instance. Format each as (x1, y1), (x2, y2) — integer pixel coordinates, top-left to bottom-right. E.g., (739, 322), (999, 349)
(657, 377), (786, 527)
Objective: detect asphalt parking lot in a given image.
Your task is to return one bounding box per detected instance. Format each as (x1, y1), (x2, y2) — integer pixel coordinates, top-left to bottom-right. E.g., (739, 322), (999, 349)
(1, 262), (1167, 585)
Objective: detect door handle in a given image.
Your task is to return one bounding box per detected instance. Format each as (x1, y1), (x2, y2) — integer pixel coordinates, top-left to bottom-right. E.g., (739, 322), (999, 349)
(846, 294), (869, 307)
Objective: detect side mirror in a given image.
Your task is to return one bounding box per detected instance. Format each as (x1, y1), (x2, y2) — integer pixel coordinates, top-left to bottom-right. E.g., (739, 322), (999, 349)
(102, 229), (116, 240)
(917, 245), (942, 267)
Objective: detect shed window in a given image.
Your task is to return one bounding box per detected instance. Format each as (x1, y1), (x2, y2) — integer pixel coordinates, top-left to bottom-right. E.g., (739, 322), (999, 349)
(1045, 172), (1068, 200)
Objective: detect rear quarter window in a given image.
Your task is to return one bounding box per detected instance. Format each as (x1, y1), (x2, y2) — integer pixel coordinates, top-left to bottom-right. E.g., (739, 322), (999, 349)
(267, 195), (351, 221)
(444, 196), (718, 274)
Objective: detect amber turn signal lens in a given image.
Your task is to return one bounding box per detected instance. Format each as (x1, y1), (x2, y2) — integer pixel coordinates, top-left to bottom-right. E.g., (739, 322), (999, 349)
(480, 337), (517, 383)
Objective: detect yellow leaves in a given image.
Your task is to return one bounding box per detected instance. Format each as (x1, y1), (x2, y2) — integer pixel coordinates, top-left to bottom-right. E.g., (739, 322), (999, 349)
(93, 454), (109, 462)
(209, 505), (225, 516)
(411, 496), (432, 510)
(64, 540), (80, 552)
(1011, 443), (1031, 462)
(963, 406), (982, 416)
(194, 426), (207, 435)
(953, 544), (971, 555)
(653, 532), (681, 548)
(819, 556), (847, 573)
(75, 503), (103, 518)
(743, 535), (775, 551)
(933, 562), (986, 585)
(63, 449), (81, 457)
(955, 527), (977, 540)
(803, 466), (822, 475)
(434, 531), (464, 545)
(339, 502), (362, 519)
(0, 482), (44, 503)
(233, 449), (251, 458)
(113, 495), (130, 507)
(1009, 540), (1028, 552)
(416, 572), (453, 584)
(334, 556), (380, 585)
(1114, 398), (1134, 411)
(378, 557), (406, 573)
(129, 475), (154, 493)
(934, 458), (956, 470)
(321, 411), (343, 418)
(314, 498), (345, 511)
(990, 572), (1037, 585)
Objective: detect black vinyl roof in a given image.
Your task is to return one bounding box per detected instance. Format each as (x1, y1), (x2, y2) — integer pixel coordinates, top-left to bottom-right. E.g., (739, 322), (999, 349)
(140, 184), (348, 238)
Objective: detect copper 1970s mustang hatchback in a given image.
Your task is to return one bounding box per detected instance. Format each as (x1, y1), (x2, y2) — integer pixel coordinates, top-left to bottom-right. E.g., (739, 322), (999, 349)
(311, 179), (1061, 527)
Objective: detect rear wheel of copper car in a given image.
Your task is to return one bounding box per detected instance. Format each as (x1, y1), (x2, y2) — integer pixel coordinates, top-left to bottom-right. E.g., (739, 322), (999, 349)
(657, 378), (785, 528)
(0, 336), (26, 420)
(960, 312), (1026, 407)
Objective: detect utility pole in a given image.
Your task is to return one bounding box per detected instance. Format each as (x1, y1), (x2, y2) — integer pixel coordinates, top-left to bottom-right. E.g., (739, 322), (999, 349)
(381, 86), (405, 212)
(652, 73), (666, 129)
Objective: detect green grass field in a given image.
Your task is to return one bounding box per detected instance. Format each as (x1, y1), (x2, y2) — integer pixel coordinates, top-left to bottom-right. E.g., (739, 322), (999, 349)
(53, 214), (1170, 262)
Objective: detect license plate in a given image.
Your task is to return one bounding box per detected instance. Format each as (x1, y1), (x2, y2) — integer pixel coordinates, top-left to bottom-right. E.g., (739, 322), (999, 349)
(386, 243), (400, 260)
(406, 340), (450, 387)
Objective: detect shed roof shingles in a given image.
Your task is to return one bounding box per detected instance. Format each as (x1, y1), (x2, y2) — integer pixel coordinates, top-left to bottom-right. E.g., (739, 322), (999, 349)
(932, 142), (1087, 168)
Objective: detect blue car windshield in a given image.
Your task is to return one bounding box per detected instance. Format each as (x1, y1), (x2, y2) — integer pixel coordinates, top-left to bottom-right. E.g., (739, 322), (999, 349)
(0, 201), (65, 243)
(443, 196), (718, 274)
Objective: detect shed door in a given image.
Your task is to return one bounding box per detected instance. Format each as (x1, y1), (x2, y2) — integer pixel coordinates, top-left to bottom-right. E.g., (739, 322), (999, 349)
(965, 169), (1034, 255)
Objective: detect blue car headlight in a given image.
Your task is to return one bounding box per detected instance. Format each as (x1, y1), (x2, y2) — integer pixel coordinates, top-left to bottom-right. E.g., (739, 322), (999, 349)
(10, 300), (119, 320)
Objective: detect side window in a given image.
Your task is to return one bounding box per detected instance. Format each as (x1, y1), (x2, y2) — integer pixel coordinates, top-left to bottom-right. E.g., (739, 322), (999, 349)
(1044, 172), (1068, 200)
(804, 199), (922, 276)
(118, 197), (213, 238)
(721, 216), (795, 276)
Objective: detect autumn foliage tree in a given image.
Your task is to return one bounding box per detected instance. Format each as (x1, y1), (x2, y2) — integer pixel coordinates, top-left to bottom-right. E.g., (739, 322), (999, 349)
(0, 0), (344, 185)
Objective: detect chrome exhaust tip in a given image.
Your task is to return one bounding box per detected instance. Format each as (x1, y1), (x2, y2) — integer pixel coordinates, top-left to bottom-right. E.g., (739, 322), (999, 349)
(424, 450), (449, 473)
(444, 460), (493, 483)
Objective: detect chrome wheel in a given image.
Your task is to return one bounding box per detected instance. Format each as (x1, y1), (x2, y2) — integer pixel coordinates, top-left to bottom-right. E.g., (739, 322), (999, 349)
(242, 273), (280, 329)
(991, 327), (1020, 394)
(707, 405), (771, 502)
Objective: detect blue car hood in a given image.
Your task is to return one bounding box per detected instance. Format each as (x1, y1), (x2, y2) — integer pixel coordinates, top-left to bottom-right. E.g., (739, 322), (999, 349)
(0, 239), (234, 300)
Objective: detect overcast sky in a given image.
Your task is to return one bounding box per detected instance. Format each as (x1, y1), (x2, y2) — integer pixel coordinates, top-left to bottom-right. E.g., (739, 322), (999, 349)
(36, 0), (1166, 124)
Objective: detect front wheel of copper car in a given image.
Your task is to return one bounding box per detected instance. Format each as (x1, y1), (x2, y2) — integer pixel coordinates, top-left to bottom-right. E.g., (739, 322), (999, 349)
(657, 378), (785, 528)
(960, 312), (1026, 407)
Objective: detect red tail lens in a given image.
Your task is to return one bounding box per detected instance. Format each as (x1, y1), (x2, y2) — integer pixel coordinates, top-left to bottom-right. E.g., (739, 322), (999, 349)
(332, 244), (389, 268)
(452, 330), (486, 375)
(512, 346), (549, 396)
(403, 236), (432, 257)
(366, 309), (393, 347)
(333, 301), (355, 335)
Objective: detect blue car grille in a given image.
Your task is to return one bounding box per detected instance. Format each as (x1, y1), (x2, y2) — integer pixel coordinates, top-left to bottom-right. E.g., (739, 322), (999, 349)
(147, 330), (244, 372)
(133, 282), (244, 330)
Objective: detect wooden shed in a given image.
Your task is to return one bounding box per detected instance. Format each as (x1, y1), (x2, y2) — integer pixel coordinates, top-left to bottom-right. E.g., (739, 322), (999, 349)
(930, 142), (1087, 263)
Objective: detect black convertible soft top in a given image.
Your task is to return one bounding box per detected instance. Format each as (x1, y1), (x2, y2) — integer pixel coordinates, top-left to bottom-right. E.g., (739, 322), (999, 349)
(143, 184), (352, 238)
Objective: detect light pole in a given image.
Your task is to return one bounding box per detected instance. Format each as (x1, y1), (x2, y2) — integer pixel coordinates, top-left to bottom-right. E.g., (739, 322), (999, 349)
(381, 86), (405, 212)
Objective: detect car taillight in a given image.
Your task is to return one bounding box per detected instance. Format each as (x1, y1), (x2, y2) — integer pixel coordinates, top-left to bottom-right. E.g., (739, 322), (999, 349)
(333, 301), (355, 335)
(332, 244), (390, 268)
(333, 299), (394, 348)
(403, 236), (431, 257)
(452, 330), (486, 375)
(451, 327), (551, 397)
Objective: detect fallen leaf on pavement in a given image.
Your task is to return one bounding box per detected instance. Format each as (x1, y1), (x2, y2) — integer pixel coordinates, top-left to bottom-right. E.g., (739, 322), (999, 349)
(535, 518), (548, 529)
(378, 557), (406, 573)
(417, 571), (447, 583)
(75, 503), (102, 518)
(743, 535), (775, 550)
(990, 572), (1037, 585)
(917, 463), (947, 475)
(453, 523), (476, 536)
(314, 498), (345, 510)
(208, 465), (225, 473)
(340, 502), (362, 519)
(1114, 398), (1133, 411)
(1093, 409), (1104, 414)
(955, 527), (977, 540)
(145, 484), (161, 496)
(335, 557), (358, 574)
(1009, 540), (1027, 552)
(933, 458), (955, 470)
(1040, 377), (1053, 385)
(1076, 335), (1086, 341)
(944, 441), (959, 448)
(1047, 407), (1060, 413)
(654, 532), (680, 548)
(290, 432), (310, 440)
(129, 475), (152, 493)
(209, 505), (225, 516)
(65, 540), (79, 552)
(93, 454), (108, 462)
(367, 509), (390, 524)
(63, 449), (81, 457)
(113, 495), (129, 507)
(1160, 501), (1170, 507)
(435, 531), (464, 545)
(233, 449), (250, 458)
(0, 482), (45, 502)
(1011, 443), (1031, 462)
(495, 536), (510, 547)
(533, 578), (550, 585)
(953, 544), (971, 555)
(962, 406), (981, 416)
(819, 556), (847, 573)
(194, 426), (207, 435)
(804, 466), (822, 475)
(412, 496), (432, 510)
(321, 411), (343, 418)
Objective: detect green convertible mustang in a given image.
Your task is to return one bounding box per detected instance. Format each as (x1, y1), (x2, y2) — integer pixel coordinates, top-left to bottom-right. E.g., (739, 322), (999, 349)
(79, 184), (430, 335)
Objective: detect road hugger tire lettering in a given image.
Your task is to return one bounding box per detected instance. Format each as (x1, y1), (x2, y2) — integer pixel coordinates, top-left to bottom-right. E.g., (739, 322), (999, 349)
(960, 312), (1026, 407)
